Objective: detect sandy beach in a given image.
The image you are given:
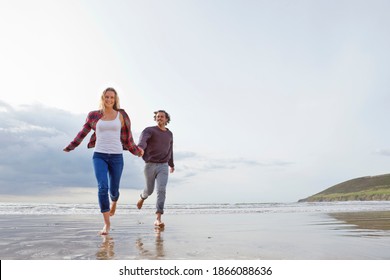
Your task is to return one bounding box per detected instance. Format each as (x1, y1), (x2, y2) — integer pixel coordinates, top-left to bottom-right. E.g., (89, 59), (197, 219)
(1, 209), (390, 260)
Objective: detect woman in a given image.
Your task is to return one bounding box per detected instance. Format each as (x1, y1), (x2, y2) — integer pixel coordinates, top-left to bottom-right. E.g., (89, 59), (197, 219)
(64, 87), (143, 235)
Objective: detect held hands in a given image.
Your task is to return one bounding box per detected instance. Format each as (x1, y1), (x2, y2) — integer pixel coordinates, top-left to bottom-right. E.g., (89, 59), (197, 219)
(138, 148), (144, 157)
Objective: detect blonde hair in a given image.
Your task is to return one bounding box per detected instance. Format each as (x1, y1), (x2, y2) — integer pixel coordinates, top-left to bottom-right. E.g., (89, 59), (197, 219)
(99, 87), (120, 113)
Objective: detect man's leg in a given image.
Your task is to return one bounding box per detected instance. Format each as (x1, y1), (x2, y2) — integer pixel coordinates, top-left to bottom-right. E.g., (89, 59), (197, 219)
(137, 163), (156, 209)
(154, 163), (169, 226)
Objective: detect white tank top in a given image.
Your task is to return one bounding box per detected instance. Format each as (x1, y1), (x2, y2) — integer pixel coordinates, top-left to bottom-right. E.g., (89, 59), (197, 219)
(95, 111), (123, 154)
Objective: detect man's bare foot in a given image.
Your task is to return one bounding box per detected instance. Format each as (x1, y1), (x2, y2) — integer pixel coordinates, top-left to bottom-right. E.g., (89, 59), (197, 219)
(154, 220), (165, 228)
(154, 212), (164, 227)
(137, 197), (145, 209)
(109, 201), (117, 216)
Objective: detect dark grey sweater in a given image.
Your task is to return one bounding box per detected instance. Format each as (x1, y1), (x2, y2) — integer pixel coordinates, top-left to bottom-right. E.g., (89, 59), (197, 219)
(138, 126), (174, 168)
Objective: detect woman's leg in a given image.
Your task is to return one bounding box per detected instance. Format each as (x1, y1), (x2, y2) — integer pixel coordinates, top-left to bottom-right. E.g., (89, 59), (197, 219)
(93, 153), (110, 213)
(93, 152), (111, 235)
(101, 212), (111, 235)
(108, 154), (124, 216)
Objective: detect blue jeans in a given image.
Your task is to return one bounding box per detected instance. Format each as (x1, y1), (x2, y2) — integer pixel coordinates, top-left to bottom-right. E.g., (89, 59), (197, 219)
(93, 152), (124, 213)
(141, 162), (169, 214)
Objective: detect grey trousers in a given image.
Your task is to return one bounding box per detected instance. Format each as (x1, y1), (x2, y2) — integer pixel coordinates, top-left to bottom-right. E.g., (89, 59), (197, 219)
(141, 162), (169, 214)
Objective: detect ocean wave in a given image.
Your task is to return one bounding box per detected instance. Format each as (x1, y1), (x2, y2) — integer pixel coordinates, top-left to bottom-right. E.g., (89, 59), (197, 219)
(0, 201), (390, 215)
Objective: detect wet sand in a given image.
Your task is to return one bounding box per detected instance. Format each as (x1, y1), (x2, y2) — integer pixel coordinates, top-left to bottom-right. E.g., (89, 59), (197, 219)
(1, 211), (390, 260)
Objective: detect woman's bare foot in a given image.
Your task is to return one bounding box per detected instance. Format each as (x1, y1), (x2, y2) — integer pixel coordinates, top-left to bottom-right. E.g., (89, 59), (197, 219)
(100, 212), (111, 235)
(109, 201), (117, 216)
(100, 224), (110, 235)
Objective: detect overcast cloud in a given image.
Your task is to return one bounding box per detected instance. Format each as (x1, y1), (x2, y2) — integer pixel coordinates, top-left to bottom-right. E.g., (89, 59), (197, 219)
(1, 0), (390, 204)
(0, 101), (270, 200)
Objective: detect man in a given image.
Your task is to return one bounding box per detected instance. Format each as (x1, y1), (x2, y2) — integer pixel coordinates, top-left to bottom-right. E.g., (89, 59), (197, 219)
(137, 110), (174, 227)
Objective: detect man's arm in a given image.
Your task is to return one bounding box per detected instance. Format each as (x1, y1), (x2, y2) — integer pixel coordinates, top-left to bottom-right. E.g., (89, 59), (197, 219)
(138, 128), (152, 150)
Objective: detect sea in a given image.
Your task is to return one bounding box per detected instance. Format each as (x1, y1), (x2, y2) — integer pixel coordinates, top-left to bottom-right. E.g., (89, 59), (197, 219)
(1, 201), (390, 215)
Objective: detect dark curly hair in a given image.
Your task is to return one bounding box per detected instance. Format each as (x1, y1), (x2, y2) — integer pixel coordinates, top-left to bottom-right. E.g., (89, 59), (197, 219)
(154, 110), (171, 125)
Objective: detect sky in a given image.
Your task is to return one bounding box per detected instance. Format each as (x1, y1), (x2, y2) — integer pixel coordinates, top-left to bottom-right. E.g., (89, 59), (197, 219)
(1, 0), (390, 204)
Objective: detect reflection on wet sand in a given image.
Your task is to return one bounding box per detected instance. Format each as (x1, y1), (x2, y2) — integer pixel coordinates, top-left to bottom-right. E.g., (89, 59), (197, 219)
(96, 235), (115, 260)
(136, 227), (165, 259)
(328, 211), (390, 231)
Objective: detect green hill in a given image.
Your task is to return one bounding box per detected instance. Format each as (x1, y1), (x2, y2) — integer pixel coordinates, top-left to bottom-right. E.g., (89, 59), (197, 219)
(298, 173), (390, 202)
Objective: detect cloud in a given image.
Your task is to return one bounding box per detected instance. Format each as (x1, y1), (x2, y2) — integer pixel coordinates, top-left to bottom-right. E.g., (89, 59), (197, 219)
(374, 149), (390, 157)
(2, 101), (285, 198)
(0, 101), (145, 197)
(174, 151), (197, 160)
(173, 151), (293, 184)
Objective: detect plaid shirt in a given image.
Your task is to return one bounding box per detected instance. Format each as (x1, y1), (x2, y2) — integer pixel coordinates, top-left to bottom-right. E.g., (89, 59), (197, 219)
(64, 109), (142, 156)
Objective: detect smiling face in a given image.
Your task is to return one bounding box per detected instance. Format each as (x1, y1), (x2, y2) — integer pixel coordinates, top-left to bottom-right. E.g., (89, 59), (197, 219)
(103, 90), (116, 109)
(99, 87), (120, 112)
(155, 112), (167, 126)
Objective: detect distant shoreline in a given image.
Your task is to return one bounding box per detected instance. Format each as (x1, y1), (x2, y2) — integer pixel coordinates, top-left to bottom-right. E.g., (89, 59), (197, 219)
(299, 173), (390, 202)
